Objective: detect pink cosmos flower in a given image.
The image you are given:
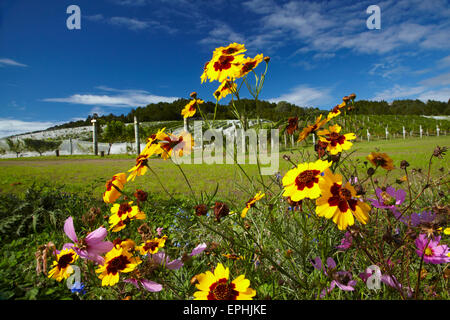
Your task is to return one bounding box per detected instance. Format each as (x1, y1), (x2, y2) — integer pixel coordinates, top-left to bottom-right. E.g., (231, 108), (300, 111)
(311, 257), (357, 298)
(123, 279), (163, 292)
(63, 216), (114, 265)
(336, 231), (353, 251)
(369, 187), (406, 217)
(359, 266), (413, 298)
(415, 234), (450, 264)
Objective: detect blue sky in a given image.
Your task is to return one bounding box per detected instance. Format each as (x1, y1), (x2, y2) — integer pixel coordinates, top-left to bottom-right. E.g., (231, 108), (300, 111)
(1, 0), (449, 137)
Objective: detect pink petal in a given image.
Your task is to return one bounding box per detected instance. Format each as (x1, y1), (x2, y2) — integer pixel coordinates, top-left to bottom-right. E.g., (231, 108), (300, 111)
(88, 241), (114, 255)
(85, 227), (108, 244)
(141, 279), (163, 292)
(190, 243), (207, 256)
(166, 259), (184, 270)
(64, 217), (78, 243)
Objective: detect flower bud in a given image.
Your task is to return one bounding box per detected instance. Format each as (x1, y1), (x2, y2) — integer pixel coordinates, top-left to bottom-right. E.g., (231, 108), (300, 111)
(190, 92), (197, 99)
(367, 167), (375, 176)
(400, 160), (410, 169)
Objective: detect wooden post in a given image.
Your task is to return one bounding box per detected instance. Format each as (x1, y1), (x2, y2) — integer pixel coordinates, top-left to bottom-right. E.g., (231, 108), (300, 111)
(284, 133), (287, 148)
(184, 117), (189, 132)
(367, 129), (370, 142)
(91, 119), (98, 156)
(437, 125), (440, 137)
(312, 133), (315, 145)
(134, 116), (140, 155)
(69, 138), (73, 155)
(402, 126), (405, 139)
(291, 134), (295, 147)
(420, 125), (423, 139)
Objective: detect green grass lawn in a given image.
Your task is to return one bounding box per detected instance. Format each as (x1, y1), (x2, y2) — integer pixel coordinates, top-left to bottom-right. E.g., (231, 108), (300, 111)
(0, 135), (448, 206)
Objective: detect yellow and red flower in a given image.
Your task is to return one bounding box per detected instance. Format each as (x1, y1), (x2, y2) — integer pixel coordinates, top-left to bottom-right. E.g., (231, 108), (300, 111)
(193, 263), (256, 300)
(103, 173), (127, 204)
(181, 99), (204, 118)
(109, 201), (146, 232)
(367, 152), (395, 171)
(317, 124), (356, 155)
(212, 43), (247, 57)
(297, 114), (328, 142)
(214, 80), (237, 101)
(237, 54), (264, 78)
(96, 246), (142, 286)
(282, 159), (332, 201)
(241, 191), (265, 218)
(316, 169), (371, 230)
(158, 131), (194, 160)
(141, 128), (166, 157)
(48, 248), (78, 282)
(137, 236), (168, 255)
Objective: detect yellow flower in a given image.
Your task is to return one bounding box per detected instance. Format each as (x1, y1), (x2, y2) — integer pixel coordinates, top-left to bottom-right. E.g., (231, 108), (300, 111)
(241, 191), (265, 218)
(103, 173), (127, 204)
(297, 114), (328, 142)
(316, 169), (371, 231)
(212, 43), (247, 57)
(96, 247), (141, 286)
(181, 99), (204, 118)
(141, 128), (166, 157)
(48, 248), (78, 282)
(193, 263), (256, 300)
(444, 227), (450, 235)
(326, 103), (346, 121)
(109, 201), (146, 232)
(159, 131), (193, 160)
(127, 154), (151, 182)
(202, 53), (246, 83)
(367, 152), (395, 171)
(214, 80), (237, 101)
(237, 54), (264, 78)
(115, 239), (136, 252)
(282, 159), (332, 201)
(137, 236), (168, 255)
(317, 124), (356, 155)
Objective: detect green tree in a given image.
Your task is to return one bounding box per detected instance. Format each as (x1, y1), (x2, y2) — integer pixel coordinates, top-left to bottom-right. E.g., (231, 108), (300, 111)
(23, 139), (62, 156)
(102, 120), (126, 155)
(6, 138), (26, 158)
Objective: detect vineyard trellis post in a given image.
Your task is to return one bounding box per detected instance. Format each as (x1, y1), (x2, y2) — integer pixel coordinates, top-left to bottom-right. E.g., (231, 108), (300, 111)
(420, 125), (423, 139)
(385, 127), (389, 140)
(436, 125), (440, 137)
(134, 116), (140, 155)
(91, 119), (98, 156)
(402, 126), (405, 140)
(367, 129), (370, 142)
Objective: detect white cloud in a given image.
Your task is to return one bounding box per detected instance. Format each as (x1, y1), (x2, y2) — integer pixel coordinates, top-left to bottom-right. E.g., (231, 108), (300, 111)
(109, 17), (150, 30)
(417, 87), (450, 102)
(372, 85), (425, 101)
(419, 72), (450, 86)
(0, 119), (59, 138)
(269, 85), (332, 107)
(0, 58), (27, 67)
(43, 87), (179, 107)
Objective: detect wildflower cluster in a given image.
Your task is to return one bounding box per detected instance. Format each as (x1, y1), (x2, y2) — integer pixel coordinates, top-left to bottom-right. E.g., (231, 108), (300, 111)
(43, 43), (448, 300)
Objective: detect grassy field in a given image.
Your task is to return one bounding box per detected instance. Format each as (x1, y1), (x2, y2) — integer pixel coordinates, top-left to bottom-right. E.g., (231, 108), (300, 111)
(0, 135), (448, 206)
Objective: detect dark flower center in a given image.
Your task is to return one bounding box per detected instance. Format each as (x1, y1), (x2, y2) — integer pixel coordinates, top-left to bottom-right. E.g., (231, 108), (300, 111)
(106, 255), (130, 275)
(208, 278), (238, 300)
(222, 47), (239, 54)
(373, 156), (387, 167)
(328, 183), (357, 213)
(118, 203), (132, 217)
(327, 132), (346, 147)
(143, 240), (159, 252)
(241, 61), (257, 73)
(214, 55), (235, 72)
(295, 170), (320, 191)
(57, 253), (74, 269)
